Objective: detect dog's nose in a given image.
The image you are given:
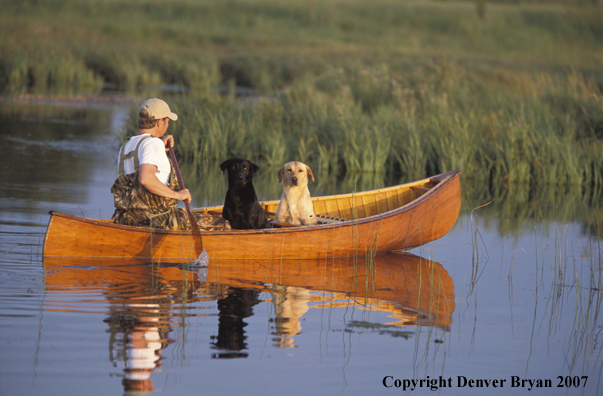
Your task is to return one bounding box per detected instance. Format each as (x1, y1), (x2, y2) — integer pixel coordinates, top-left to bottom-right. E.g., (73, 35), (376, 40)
(292, 176), (298, 185)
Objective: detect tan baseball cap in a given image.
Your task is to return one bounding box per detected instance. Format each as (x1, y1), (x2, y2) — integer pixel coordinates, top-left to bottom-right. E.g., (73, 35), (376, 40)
(139, 98), (178, 121)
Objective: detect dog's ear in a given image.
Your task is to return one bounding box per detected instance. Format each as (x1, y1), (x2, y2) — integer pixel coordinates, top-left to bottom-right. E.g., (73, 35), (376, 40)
(249, 162), (260, 177)
(277, 166), (284, 183)
(220, 159), (231, 174)
(306, 165), (315, 182)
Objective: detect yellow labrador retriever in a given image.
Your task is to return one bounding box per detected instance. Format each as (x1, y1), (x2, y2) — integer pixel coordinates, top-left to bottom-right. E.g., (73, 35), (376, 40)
(275, 161), (317, 226)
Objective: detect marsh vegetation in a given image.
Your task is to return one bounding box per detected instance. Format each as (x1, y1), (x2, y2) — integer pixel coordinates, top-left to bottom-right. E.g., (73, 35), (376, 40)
(2, 0), (602, 190)
(2, 2), (602, 393)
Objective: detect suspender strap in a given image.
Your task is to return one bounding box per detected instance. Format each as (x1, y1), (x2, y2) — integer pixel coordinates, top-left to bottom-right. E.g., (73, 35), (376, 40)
(118, 135), (157, 176)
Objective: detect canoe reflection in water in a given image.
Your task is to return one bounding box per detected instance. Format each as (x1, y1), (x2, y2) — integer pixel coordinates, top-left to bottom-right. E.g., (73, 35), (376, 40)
(44, 252), (455, 390)
(203, 252), (456, 343)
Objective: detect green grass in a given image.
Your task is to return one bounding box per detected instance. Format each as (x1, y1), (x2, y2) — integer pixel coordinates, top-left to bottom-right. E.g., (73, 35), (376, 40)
(2, 0), (602, 189)
(160, 62), (603, 190)
(1, 0), (601, 92)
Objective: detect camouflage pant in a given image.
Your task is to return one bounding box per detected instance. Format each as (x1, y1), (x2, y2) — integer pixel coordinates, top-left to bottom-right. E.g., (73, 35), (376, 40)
(111, 173), (230, 231)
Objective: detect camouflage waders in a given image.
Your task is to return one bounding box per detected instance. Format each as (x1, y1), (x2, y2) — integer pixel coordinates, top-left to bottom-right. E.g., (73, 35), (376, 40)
(111, 136), (230, 231)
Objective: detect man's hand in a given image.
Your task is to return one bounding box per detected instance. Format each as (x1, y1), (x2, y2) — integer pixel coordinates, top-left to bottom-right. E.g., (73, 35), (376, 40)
(162, 135), (175, 150)
(177, 188), (192, 203)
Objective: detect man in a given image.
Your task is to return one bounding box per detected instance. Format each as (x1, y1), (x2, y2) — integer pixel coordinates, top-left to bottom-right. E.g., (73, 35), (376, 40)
(112, 98), (229, 231)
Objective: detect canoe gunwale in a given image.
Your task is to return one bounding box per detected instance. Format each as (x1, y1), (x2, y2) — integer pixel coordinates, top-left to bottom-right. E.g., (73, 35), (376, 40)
(198, 169), (460, 234)
(47, 170), (460, 237)
(43, 170), (461, 259)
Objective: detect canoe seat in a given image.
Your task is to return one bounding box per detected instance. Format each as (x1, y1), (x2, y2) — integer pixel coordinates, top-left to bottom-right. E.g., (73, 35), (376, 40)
(266, 211), (347, 227)
(315, 214), (347, 224)
(410, 186), (431, 192)
(205, 209), (345, 227)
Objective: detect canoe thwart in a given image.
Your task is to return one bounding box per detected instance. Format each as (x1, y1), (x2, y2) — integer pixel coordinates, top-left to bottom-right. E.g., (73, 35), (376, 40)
(410, 186), (431, 192)
(272, 221), (301, 228)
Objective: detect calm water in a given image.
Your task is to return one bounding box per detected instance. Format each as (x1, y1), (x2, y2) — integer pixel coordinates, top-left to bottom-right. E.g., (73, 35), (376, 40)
(0, 100), (601, 396)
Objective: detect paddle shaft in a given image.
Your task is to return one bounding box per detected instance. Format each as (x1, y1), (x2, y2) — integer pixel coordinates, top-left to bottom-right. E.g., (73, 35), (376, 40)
(168, 147), (202, 236)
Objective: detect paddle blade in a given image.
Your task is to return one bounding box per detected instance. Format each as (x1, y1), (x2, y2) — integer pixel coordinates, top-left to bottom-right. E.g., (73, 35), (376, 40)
(192, 248), (210, 267)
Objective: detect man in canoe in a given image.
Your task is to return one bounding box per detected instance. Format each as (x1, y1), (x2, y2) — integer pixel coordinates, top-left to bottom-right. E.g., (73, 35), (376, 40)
(111, 98), (230, 231)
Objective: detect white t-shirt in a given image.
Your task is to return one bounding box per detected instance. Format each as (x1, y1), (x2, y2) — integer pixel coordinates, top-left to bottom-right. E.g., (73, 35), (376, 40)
(119, 134), (171, 184)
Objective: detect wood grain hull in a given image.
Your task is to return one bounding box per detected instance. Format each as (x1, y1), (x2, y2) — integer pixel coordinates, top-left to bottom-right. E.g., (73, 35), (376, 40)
(44, 252), (455, 329)
(43, 170), (461, 260)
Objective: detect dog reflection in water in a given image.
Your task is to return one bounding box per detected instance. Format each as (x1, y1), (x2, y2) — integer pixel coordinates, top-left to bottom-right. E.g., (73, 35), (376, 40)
(270, 286), (312, 348)
(208, 286), (312, 352)
(210, 289), (261, 358)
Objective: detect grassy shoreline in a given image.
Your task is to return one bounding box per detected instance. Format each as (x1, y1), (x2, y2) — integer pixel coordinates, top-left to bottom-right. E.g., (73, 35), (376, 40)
(161, 63), (602, 191)
(2, 0), (602, 188)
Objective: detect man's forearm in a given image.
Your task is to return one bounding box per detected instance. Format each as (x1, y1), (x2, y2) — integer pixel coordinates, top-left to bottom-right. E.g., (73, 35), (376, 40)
(139, 164), (181, 199)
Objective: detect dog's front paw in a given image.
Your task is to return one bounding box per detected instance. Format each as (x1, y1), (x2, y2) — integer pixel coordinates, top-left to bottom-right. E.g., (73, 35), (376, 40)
(301, 216), (317, 226)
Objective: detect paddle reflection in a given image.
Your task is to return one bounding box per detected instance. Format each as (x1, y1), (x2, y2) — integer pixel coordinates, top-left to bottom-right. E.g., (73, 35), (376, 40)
(44, 252), (455, 390)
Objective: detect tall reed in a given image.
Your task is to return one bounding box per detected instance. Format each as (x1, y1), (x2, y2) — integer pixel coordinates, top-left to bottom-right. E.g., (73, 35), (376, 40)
(157, 60), (603, 190)
(5, 0), (601, 191)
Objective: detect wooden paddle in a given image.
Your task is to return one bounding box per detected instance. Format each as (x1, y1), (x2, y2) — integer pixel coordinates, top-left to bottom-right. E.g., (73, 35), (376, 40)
(168, 147), (203, 250)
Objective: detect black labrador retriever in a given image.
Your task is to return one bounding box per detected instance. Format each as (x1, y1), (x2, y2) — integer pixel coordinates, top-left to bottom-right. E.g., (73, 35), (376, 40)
(220, 158), (268, 229)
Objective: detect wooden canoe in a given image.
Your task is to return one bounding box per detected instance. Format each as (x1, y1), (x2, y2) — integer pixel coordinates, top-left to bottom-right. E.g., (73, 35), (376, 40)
(43, 169), (461, 260)
(44, 252), (455, 329)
